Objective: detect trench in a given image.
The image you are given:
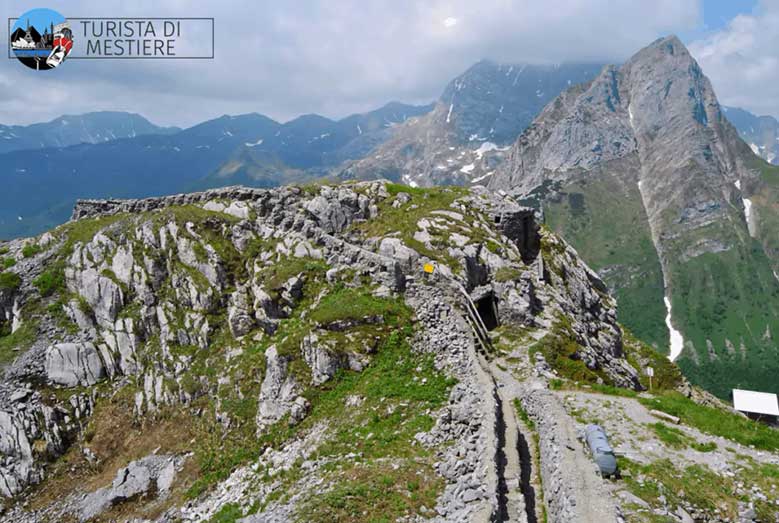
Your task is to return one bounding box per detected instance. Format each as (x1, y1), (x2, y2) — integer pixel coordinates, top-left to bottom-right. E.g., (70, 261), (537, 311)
(492, 384), (511, 523)
(516, 428), (538, 523)
(491, 380), (538, 523)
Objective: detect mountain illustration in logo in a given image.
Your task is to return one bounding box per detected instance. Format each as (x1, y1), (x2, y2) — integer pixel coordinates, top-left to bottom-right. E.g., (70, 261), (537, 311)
(10, 8), (73, 71)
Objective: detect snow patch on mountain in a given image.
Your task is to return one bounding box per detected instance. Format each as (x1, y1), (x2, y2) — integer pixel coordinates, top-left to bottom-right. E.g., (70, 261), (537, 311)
(664, 296), (685, 362)
(743, 197), (756, 237)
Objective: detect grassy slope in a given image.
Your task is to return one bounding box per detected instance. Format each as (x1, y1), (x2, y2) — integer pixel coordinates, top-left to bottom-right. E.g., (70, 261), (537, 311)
(659, 156), (779, 397)
(669, 240), (779, 397)
(544, 159), (779, 398)
(544, 173), (668, 351)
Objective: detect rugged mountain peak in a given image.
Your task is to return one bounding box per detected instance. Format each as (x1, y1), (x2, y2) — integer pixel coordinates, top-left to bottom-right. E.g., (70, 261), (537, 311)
(440, 60), (605, 145)
(490, 35), (779, 398)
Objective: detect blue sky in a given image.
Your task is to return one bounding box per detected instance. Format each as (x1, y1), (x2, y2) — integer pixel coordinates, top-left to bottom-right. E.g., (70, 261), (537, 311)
(11, 7), (65, 35)
(677, 0), (758, 44)
(0, 0), (777, 126)
(702, 0), (757, 31)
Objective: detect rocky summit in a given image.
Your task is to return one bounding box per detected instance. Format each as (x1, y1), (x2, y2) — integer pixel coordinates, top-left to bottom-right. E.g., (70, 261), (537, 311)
(1, 180), (777, 522)
(488, 35), (779, 399)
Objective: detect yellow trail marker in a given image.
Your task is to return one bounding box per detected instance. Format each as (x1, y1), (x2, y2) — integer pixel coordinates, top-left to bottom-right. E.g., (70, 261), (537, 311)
(423, 263), (435, 274)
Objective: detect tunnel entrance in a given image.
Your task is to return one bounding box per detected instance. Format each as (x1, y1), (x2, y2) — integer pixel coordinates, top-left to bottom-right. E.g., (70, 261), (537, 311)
(475, 294), (499, 331)
(493, 210), (541, 264)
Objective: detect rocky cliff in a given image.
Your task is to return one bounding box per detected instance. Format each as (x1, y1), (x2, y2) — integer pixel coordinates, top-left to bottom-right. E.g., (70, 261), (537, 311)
(488, 35), (779, 398)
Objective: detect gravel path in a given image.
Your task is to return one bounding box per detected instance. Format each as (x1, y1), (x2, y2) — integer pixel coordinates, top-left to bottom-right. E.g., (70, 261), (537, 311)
(560, 391), (779, 472)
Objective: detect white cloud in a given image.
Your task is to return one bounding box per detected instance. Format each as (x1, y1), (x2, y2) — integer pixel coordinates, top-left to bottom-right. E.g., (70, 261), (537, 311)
(0, 0), (700, 127)
(689, 1), (779, 118)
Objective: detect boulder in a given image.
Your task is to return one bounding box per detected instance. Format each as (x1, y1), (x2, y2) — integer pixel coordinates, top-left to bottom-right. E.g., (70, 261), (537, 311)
(45, 342), (106, 387)
(79, 455), (181, 521)
(379, 238), (419, 271)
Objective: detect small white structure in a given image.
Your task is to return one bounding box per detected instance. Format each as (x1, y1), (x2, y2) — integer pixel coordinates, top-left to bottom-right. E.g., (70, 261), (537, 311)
(732, 389), (779, 421)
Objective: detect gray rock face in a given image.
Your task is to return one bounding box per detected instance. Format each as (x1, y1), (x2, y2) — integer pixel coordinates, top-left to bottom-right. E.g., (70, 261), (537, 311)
(490, 36), (751, 249)
(79, 454), (182, 522)
(301, 333), (344, 385)
(44, 342), (106, 387)
(256, 346), (306, 430)
(538, 233), (641, 389)
(378, 237), (419, 271)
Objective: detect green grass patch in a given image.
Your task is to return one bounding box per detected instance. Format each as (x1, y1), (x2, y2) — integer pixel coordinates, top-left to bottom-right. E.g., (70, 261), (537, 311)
(691, 441), (717, 452)
(0, 271), (21, 291)
(256, 257), (328, 299)
(1, 257), (15, 269)
(514, 398), (535, 430)
(22, 243), (43, 258)
(622, 330), (684, 392)
(495, 266), (522, 283)
(296, 461), (442, 523)
(33, 265), (66, 297)
(208, 503), (244, 523)
(648, 422), (689, 449)
(639, 391), (779, 451)
(619, 457), (737, 519)
(670, 239), (779, 398)
(54, 213), (129, 255)
(0, 319), (37, 365)
(529, 318), (610, 385)
(544, 175), (668, 351)
(309, 285), (411, 326)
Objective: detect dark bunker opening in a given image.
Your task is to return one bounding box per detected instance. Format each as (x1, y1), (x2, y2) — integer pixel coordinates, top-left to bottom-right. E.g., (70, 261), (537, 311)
(475, 293), (499, 331)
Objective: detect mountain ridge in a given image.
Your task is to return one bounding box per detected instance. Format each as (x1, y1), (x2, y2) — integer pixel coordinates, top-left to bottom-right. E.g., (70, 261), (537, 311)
(0, 111), (179, 154)
(0, 102), (433, 240)
(723, 106), (779, 165)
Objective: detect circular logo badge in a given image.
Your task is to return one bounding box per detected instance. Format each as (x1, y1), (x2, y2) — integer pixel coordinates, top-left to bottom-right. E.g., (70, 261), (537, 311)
(10, 8), (73, 71)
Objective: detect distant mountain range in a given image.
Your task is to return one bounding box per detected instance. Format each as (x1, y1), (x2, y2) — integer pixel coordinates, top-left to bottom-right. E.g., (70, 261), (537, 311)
(1, 61), (776, 254)
(723, 106), (779, 165)
(0, 112), (178, 154)
(337, 61), (605, 186)
(0, 103), (431, 238)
